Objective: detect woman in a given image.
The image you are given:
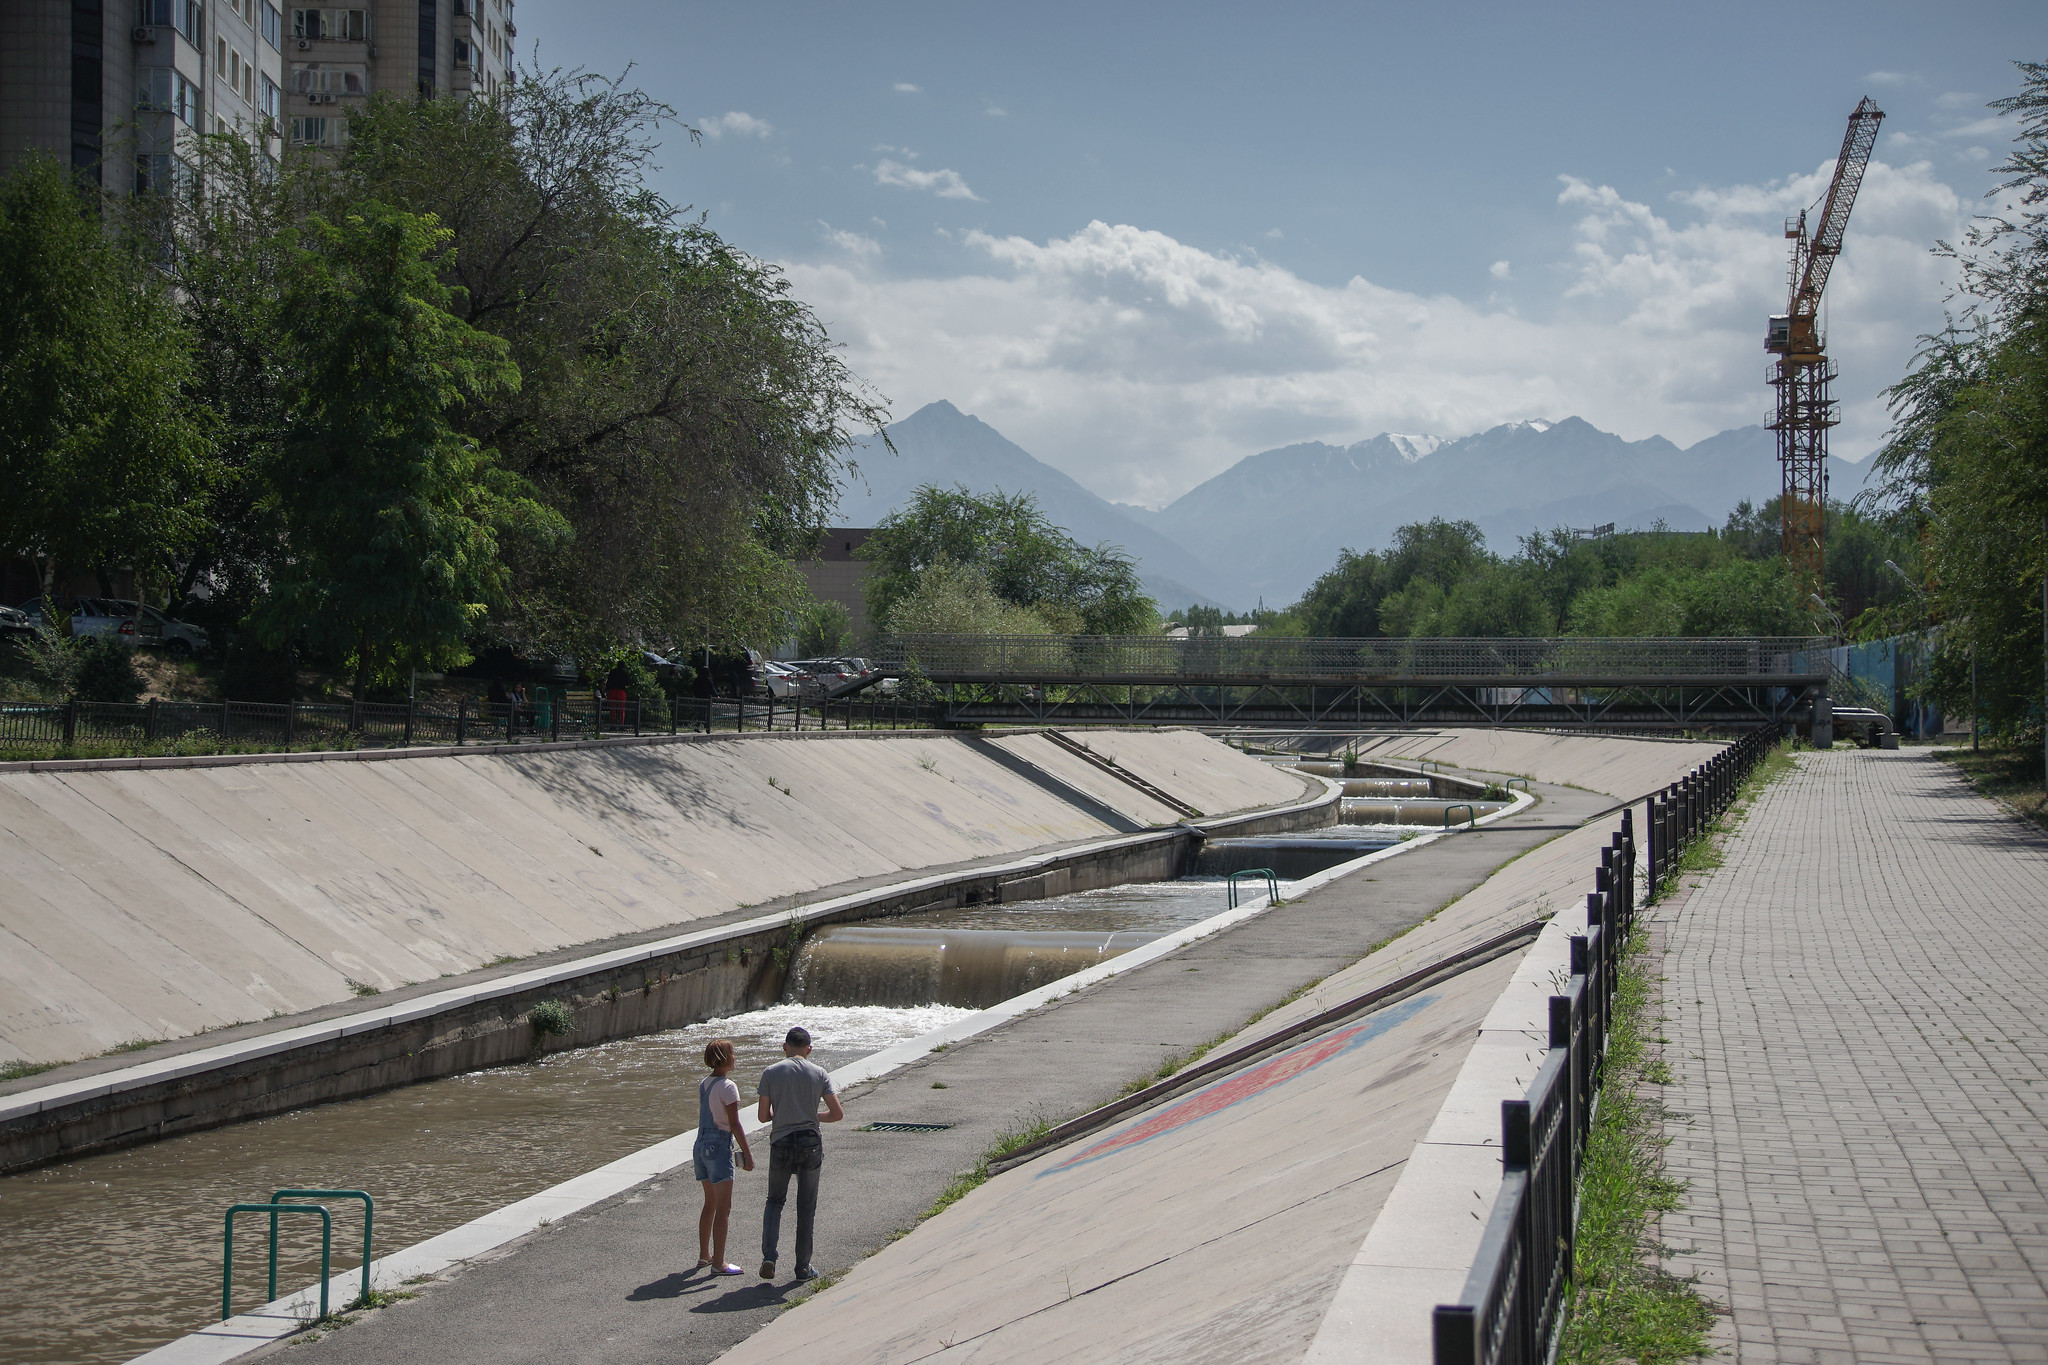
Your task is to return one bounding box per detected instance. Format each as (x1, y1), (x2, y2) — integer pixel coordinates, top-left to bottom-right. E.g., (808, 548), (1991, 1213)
(694, 1039), (755, 1273)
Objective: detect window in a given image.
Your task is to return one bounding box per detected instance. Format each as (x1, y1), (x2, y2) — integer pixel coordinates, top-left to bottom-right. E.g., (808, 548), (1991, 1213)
(135, 151), (197, 198)
(291, 7), (367, 40)
(452, 38), (469, 66)
(261, 2), (282, 49)
(139, 66), (201, 125)
(260, 71), (280, 119)
(138, 0), (204, 47)
(287, 115), (341, 146)
(291, 63), (366, 94)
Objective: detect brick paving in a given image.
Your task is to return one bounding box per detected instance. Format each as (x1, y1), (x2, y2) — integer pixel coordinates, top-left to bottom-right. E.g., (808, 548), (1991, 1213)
(1656, 749), (2048, 1363)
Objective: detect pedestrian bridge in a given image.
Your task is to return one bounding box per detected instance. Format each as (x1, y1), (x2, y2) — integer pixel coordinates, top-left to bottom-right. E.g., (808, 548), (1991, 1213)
(870, 634), (1834, 729)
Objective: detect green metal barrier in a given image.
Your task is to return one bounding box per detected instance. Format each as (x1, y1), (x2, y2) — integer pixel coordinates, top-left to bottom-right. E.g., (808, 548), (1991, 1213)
(1506, 778), (1531, 793)
(1226, 867), (1281, 909)
(1443, 803), (1477, 829)
(272, 1189), (373, 1308)
(223, 1203), (331, 1321)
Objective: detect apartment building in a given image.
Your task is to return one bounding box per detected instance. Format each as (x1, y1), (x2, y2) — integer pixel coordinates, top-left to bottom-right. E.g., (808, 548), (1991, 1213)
(283, 0), (513, 151)
(0, 1), (283, 185)
(0, 0), (513, 183)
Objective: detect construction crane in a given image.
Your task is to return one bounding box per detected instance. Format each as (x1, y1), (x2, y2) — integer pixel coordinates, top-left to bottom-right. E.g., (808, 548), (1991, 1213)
(1765, 96), (1884, 603)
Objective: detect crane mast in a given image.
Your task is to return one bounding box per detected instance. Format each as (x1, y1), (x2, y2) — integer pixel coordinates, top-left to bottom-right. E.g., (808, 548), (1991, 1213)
(1765, 96), (1884, 603)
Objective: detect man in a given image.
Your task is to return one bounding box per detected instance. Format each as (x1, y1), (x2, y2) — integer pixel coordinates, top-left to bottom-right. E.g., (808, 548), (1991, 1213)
(757, 1025), (844, 1281)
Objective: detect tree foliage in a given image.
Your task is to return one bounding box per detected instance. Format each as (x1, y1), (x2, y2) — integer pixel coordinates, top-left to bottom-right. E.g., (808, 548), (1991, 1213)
(1862, 62), (2048, 744)
(860, 485), (1156, 636)
(0, 153), (214, 602)
(254, 204), (556, 693)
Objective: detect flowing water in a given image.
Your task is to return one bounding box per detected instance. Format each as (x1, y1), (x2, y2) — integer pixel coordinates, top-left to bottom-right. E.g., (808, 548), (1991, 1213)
(0, 1004), (970, 1365)
(4, 874), (1310, 1365)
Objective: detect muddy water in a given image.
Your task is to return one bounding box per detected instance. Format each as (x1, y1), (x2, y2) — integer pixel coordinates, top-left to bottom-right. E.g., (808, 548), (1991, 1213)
(0, 1003), (970, 1365)
(2, 878), (1262, 1365)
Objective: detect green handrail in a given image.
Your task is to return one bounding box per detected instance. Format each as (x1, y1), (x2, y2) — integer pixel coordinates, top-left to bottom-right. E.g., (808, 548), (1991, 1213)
(1506, 778), (1530, 792)
(1443, 803), (1477, 829)
(273, 1189), (373, 1308)
(224, 1203), (331, 1322)
(1227, 867), (1281, 909)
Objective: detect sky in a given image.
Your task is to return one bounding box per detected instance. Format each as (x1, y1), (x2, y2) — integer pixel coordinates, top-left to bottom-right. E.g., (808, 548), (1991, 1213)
(522, 2), (2044, 508)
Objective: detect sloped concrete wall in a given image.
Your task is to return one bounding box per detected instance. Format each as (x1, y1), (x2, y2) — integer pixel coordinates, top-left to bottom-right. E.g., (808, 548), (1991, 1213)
(0, 730), (1307, 1069)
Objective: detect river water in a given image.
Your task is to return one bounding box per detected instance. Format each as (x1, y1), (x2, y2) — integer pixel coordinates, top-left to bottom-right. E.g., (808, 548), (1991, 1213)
(1, 876), (1295, 1365)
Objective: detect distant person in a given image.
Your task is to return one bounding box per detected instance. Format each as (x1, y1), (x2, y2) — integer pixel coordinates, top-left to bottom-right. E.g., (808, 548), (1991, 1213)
(756, 1026), (843, 1282)
(694, 1039), (755, 1275)
(487, 678), (508, 714)
(606, 663), (629, 725)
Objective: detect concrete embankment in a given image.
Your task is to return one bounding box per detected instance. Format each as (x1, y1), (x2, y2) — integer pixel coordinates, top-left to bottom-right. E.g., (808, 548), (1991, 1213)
(0, 728), (1315, 1172)
(1253, 726), (1727, 801)
(255, 733), (1708, 1365)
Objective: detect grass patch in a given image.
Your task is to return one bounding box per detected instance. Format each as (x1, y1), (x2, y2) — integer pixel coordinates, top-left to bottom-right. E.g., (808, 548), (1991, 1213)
(1937, 744), (2048, 834)
(918, 1114), (1054, 1222)
(1556, 935), (1714, 1364)
(0, 1058), (63, 1082)
(107, 1038), (161, 1054)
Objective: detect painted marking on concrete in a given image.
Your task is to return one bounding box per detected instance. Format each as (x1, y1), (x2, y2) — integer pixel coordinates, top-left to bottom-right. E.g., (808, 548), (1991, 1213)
(1042, 993), (1437, 1176)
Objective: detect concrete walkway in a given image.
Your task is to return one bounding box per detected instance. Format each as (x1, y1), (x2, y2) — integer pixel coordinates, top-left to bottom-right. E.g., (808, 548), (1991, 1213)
(261, 774), (1616, 1365)
(1658, 749), (2048, 1363)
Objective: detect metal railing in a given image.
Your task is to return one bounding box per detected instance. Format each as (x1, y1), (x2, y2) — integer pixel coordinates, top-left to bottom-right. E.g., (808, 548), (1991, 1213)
(220, 1188), (374, 1322)
(1225, 868), (1281, 909)
(1432, 726), (1772, 1362)
(880, 635), (1834, 684)
(0, 692), (951, 756)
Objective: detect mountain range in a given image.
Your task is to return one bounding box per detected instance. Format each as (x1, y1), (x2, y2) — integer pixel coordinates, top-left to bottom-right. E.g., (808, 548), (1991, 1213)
(832, 401), (1874, 610)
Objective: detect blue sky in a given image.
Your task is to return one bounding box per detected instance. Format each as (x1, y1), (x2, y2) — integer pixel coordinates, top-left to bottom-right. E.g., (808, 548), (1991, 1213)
(524, 2), (2043, 507)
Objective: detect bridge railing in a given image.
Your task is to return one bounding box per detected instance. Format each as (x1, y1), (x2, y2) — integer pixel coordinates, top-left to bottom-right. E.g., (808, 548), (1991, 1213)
(879, 634), (1834, 682)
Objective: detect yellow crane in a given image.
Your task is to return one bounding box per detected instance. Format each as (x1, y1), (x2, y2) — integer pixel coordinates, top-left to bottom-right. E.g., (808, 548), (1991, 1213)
(1765, 96), (1884, 604)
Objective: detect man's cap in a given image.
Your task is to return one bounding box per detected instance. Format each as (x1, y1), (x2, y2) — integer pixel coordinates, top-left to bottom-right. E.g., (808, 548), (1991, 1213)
(785, 1027), (812, 1047)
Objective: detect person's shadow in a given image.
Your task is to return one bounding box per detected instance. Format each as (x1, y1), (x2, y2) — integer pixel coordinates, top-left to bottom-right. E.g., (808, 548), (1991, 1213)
(625, 1270), (792, 1312)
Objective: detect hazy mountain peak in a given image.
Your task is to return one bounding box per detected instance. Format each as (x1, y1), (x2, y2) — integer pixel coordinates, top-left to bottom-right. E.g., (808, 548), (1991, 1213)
(1385, 433), (1444, 462)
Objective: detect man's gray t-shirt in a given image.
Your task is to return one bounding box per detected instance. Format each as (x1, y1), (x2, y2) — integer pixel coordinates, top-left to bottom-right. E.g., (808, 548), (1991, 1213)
(759, 1057), (835, 1140)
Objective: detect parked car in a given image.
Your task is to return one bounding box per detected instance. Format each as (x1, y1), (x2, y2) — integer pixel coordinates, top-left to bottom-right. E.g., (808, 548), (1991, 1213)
(100, 599), (212, 656)
(689, 648), (767, 699)
(0, 604), (36, 645)
(13, 598), (211, 656)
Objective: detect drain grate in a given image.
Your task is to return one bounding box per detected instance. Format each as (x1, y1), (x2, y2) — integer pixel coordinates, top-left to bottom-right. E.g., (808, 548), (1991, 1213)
(858, 1122), (955, 1133)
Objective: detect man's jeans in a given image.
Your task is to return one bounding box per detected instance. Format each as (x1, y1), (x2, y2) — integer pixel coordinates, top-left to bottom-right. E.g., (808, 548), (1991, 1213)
(762, 1130), (823, 1269)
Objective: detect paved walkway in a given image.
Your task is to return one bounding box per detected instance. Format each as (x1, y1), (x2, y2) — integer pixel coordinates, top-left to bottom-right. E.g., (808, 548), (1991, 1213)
(1657, 749), (2048, 1363)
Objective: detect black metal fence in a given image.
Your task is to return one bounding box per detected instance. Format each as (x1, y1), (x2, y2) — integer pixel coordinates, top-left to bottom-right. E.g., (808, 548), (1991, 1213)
(1432, 726), (1773, 1363)
(0, 691), (950, 757)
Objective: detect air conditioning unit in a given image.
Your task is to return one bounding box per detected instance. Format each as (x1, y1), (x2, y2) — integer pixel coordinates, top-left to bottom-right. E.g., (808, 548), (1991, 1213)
(132, 24), (156, 41)
(296, 37), (310, 49)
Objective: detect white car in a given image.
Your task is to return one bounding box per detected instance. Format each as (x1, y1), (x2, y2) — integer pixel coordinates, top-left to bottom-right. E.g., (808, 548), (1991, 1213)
(15, 598), (211, 655)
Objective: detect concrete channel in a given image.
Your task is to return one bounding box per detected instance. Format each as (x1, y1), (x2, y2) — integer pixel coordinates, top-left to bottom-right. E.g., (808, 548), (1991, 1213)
(1, 727), (1709, 1365)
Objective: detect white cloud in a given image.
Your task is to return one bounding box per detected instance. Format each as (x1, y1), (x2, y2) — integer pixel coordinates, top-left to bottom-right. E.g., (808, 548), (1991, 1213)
(1490, 260), (1512, 279)
(818, 222), (881, 260)
(1264, 227), (1285, 240)
(1864, 70), (1917, 86)
(873, 159), (983, 201)
(985, 103), (1008, 117)
(893, 82), (922, 94)
(700, 111), (773, 139)
(785, 159), (1965, 507)
(1935, 90), (1980, 110)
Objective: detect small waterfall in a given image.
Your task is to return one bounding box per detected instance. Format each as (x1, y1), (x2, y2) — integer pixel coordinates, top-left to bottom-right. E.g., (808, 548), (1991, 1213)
(789, 926), (1161, 1009)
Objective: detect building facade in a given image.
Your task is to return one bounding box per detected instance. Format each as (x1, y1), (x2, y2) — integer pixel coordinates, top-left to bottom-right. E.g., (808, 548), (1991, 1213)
(283, 0), (514, 153)
(1, 0), (513, 184)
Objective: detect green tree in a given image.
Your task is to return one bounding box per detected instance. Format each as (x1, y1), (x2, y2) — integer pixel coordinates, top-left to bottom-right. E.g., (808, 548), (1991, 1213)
(329, 71), (885, 659)
(861, 485), (1156, 635)
(254, 204), (561, 695)
(797, 600), (852, 656)
(1862, 62), (2048, 742)
(0, 153), (214, 606)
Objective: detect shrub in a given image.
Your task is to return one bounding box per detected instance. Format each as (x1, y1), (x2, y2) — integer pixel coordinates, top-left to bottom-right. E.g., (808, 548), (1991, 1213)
(74, 640), (144, 703)
(221, 640), (298, 702)
(528, 999), (576, 1037)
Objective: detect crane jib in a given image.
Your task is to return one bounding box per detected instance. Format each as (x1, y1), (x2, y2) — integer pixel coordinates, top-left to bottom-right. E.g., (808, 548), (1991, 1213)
(1794, 97), (1885, 315)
